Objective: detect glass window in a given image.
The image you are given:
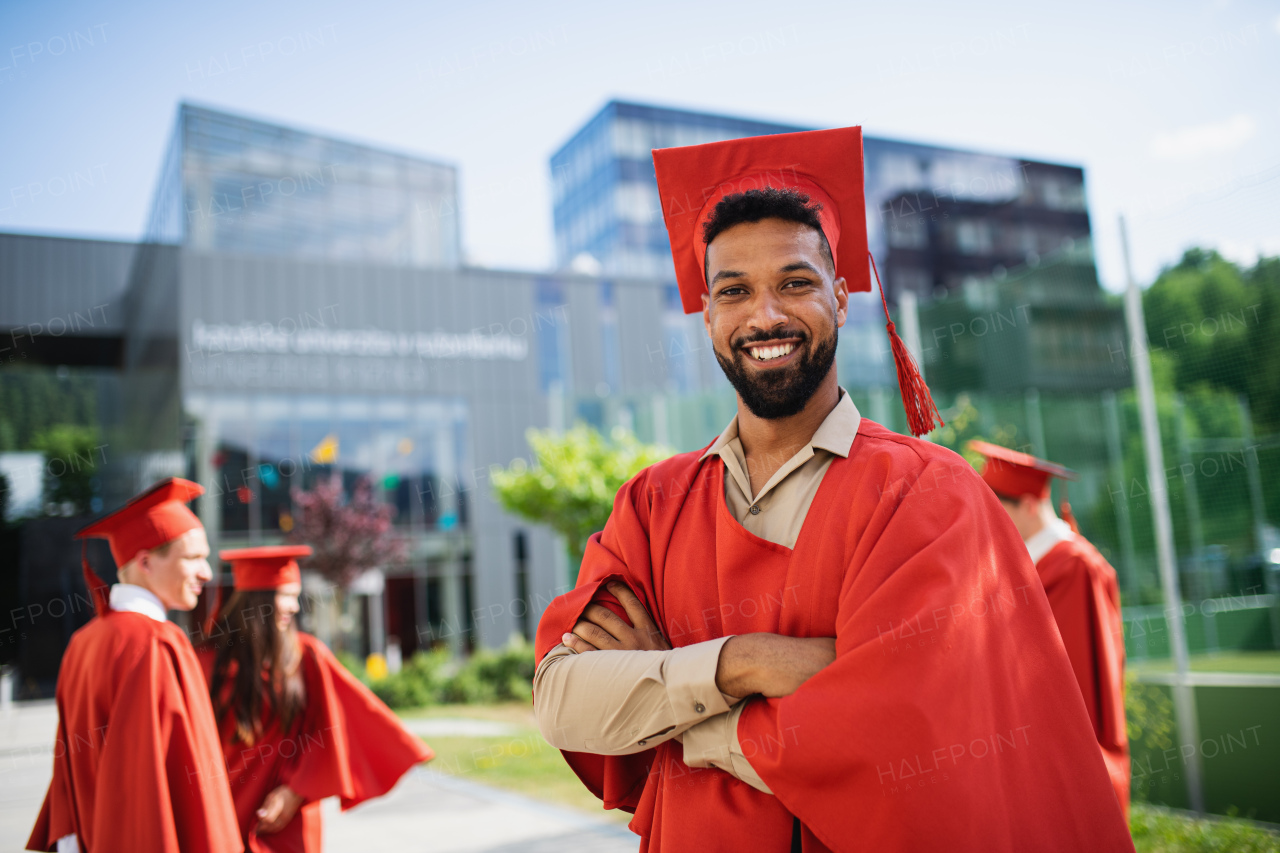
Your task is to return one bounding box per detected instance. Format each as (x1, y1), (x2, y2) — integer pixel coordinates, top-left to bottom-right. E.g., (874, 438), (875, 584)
(193, 393), (468, 536)
(167, 106), (459, 269)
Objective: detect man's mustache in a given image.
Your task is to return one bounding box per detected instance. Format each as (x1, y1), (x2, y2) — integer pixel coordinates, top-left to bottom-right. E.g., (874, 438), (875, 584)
(731, 329), (808, 351)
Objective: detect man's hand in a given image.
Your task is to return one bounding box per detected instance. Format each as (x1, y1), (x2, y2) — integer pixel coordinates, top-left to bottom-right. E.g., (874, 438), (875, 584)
(715, 634), (836, 698)
(256, 784), (304, 834)
(563, 581), (671, 653)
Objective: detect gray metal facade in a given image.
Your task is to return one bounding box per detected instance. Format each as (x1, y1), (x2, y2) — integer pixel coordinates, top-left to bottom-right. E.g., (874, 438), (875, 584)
(168, 248), (748, 646)
(0, 228), (711, 649)
(0, 233), (133, 342)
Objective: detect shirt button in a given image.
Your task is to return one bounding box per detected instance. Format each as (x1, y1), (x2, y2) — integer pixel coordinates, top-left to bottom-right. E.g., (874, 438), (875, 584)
(749, 505), (761, 515)
(638, 740), (647, 746)
(695, 702), (706, 713)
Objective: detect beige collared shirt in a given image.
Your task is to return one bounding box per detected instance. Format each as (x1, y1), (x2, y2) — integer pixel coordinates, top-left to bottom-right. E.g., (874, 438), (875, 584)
(534, 392), (861, 793)
(701, 388), (860, 548)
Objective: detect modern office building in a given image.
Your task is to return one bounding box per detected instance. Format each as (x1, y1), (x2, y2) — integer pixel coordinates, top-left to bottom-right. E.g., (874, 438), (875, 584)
(551, 100), (1093, 308)
(551, 101), (804, 281)
(2, 223), (697, 695)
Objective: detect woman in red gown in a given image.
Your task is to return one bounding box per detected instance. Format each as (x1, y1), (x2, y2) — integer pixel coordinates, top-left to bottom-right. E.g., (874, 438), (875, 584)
(198, 545), (433, 853)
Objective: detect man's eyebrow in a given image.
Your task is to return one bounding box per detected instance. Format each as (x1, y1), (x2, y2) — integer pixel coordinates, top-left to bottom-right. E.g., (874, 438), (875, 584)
(710, 269), (747, 285)
(779, 261), (821, 275)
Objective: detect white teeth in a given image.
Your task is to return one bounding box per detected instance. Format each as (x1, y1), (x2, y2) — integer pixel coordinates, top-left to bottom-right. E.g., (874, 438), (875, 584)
(749, 343), (796, 361)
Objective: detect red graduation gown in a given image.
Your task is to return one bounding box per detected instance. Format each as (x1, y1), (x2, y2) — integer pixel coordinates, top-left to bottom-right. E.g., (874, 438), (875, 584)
(535, 420), (1134, 853)
(27, 610), (242, 853)
(1037, 535), (1130, 818)
(198, 632), (433, 853)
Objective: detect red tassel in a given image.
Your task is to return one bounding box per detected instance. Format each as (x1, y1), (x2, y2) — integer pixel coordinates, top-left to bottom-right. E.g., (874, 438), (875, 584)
(81, 541), (111, 617)
(870, 253), (944, 437)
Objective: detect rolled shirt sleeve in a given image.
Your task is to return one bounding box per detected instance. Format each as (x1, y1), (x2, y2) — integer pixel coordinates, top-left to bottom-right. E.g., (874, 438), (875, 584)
(534, 635), (737, 755)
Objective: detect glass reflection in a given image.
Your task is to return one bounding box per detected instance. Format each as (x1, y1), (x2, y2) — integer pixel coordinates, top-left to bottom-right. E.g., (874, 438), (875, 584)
(192, 393), (468, 535)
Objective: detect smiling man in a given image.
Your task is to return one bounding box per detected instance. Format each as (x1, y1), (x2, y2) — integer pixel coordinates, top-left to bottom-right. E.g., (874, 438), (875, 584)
(532, 128), (1134, 852)
(28, 478), (241, 853)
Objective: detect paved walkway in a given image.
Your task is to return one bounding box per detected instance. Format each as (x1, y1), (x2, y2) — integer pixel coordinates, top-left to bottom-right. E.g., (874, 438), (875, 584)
(0, 701), (638, 853)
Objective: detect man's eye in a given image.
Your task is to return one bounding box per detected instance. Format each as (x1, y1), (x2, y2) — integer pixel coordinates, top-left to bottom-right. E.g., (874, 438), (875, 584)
(783, 279), (813, 288)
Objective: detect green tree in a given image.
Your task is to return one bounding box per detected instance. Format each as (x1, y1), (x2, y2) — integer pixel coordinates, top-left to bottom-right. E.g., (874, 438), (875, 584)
(1144, 249), (1280, 432)
(0, 366), (98, 451)
(31, 424), (104, 514)
(492, 425), (671, 569)
(1137, 249), (1280, 581)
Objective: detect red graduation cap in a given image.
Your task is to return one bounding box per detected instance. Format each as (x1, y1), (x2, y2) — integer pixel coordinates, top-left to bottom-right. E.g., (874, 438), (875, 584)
(969, 440), (1080, 531)
(969, 440), (1076, 499)
(220, 545), (310, 591)
(76, 477), (205, 616)
(652, 126), (942, 436)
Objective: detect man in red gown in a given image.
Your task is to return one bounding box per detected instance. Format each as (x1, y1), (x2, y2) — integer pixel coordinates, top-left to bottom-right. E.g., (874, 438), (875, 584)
(27, 478), (241, 853)
(531, 128), (1134, 852)
(199, 545), (433, 853)
(971, 440), (1130, 818)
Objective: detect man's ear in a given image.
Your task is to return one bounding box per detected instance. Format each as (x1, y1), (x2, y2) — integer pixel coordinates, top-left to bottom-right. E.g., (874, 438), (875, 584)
(701, 292), (712, 336)
(832, 276), (849, 328)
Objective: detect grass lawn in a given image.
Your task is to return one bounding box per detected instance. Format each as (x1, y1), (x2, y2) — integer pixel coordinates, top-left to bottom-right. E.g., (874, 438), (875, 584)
(1131, 804), (1280, 852)
(398, 702), (631, 824)
(395, 702), (1280, 846)
(1129, 651), (1280, 675)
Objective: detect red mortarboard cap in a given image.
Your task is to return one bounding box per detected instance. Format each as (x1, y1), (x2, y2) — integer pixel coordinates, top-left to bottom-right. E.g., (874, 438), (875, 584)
(75, 477), (204, 616)
(653, 126), (869, 315)
(221, 545), (310, 591)
(651, 126), (942, 437)
(77, 477), (205, 567)
(969, 440), (1077, 500)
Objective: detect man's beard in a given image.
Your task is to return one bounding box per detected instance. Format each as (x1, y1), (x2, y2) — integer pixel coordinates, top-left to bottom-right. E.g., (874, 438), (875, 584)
(714, 325), (838, 420)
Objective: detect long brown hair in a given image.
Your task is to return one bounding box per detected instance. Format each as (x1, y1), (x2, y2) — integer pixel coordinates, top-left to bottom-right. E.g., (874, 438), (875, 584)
(201, 589), (306, 745)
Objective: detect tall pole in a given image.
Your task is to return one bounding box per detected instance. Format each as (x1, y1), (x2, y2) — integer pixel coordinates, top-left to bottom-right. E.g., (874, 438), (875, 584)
(1120, 215), (1204, 812)
(1102, 390), (1138, 597)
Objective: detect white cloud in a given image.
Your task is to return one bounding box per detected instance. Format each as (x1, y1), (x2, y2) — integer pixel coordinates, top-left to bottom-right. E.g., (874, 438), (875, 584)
(1150, 114), (1257, 161)
(1213, 236), (1280, 266)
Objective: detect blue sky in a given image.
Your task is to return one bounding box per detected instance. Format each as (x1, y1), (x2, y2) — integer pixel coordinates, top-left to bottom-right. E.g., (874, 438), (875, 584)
(1, 0), (1276, 290)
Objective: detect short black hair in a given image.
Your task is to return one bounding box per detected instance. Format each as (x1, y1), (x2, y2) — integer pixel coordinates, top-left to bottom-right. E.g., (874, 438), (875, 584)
(701, 187), (834, 283)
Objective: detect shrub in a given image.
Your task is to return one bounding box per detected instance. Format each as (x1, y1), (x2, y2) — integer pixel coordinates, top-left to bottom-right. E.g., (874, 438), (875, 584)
(357, 639), (535, 709)
(1125, 673), (1177, 804)
(441, 638), (535, 704)
(369, 647), (450, 709)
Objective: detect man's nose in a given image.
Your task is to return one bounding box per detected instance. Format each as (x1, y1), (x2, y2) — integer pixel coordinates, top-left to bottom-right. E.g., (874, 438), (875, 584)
(196, 559), (212, 582)
(745, 291), (789, 332)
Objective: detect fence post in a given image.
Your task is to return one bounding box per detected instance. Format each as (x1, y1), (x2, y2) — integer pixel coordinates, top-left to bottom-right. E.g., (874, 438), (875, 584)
(1121, 214), (1205, 812)
(1238, 396), (1268, 559)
